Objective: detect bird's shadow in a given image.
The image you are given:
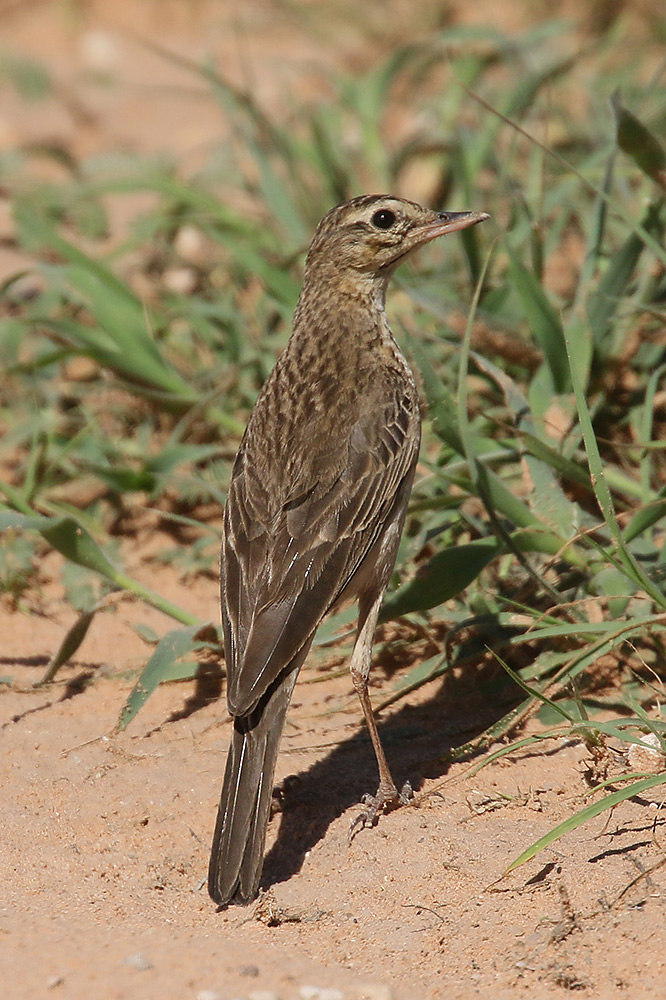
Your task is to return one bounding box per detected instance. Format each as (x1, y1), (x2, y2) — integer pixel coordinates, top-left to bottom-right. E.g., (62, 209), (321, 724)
(260, 657), (520, 892)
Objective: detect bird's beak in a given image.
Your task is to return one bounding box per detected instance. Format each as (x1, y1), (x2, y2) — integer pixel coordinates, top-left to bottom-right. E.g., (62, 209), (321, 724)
(383, 209), (490, 272)
(416, 210), (490, 244)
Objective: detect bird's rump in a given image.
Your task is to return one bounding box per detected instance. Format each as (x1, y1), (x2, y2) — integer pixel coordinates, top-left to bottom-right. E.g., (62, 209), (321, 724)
(222, 383), (419, 717)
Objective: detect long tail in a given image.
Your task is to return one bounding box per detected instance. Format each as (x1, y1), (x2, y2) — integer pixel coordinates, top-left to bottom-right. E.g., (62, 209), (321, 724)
(208, 668), (298, 907)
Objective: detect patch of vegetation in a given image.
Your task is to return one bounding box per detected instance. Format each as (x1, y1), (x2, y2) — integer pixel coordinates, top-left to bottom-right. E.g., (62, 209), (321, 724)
(1, 12), (665, 844)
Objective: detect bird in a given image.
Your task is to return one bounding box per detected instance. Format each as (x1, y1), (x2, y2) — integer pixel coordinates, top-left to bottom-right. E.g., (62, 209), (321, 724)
(208, 194), (489, 907)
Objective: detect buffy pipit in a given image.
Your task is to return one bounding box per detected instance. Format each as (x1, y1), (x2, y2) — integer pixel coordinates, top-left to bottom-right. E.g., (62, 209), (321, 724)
(208, 195), (489, 907)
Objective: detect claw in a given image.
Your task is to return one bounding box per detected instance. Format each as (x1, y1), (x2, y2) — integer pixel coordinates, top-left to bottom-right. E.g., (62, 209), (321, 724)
(397, 779), (414, 805)
(348, 779), (413, 844)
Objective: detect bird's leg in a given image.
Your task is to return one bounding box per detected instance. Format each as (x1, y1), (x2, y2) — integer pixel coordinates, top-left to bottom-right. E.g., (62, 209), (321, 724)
(348, 590), (413, 843)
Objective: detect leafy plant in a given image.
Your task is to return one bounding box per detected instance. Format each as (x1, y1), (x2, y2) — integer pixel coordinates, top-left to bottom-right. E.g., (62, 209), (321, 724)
(0, 529), (38, 606)
(1, 17), (666, 863)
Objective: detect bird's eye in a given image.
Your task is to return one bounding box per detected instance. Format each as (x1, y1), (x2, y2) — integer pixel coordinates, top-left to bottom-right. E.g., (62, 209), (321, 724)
(371, 209), (397, 230)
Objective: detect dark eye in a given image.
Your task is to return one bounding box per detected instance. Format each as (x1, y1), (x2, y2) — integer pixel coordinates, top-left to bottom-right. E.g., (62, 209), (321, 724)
(371, 208), (397, 230)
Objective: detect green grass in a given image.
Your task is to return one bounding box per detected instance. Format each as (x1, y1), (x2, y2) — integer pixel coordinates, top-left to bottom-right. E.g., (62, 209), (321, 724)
(1, 14), (666, 843)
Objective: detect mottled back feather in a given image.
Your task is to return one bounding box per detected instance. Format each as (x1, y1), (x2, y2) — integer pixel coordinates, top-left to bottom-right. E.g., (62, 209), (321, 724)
(223, 346), (420, 716)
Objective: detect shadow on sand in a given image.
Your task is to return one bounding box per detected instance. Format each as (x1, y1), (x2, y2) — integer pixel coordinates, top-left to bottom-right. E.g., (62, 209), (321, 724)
(261, 658), (521, 892)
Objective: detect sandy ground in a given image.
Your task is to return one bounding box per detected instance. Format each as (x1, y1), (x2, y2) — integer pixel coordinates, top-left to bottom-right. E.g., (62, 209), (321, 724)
(3, 546), (666, 1000)
(2, 2), (666, 998)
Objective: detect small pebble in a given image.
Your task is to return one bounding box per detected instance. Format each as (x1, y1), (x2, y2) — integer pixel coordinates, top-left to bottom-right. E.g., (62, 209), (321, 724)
(249, 991), (280, 1000)
(123, 952), (153, 971)
(627, 732), (666, 773)
(174, 224), (207, 264)
(46, 976), (64, 990)
(300, 988), (344, 1000)
(79, 29), (120, 74)
(163, 266), (198, 295)
(353, 986), (394, 1000)
(196, 991), (224, 1000)
(240, 964), (261, 977)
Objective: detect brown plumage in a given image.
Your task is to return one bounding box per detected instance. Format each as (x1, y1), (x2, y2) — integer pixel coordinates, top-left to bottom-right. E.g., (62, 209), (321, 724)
(208, 194), (489, 907)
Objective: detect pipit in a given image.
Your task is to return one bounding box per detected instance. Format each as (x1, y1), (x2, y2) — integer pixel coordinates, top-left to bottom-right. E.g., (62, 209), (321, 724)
(208, 194), (489, 907)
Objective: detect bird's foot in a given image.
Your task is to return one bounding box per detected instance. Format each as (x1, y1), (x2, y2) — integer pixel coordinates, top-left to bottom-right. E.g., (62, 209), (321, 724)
(348, 779), (413, 844)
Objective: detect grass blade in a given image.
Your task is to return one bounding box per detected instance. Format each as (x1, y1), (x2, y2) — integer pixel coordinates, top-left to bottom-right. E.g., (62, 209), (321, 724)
(502, 774), (666, 877)
(0, 510), (200, 625)
(611, 92), (666, 191)
(505, 245), (569, 394)
(116, 623), (220, 731)
(564, 328), (666, 609)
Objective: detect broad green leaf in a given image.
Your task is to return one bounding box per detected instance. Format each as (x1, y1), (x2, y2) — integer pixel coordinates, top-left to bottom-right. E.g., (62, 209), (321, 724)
(0, 510), (122, 579)
(611, 92), (666, 191)
(623, 491), (666, 544)
(585, 200), (665, 355)
(116, 623), (220, 731)
(37, 608), (98, 685)
(380, 538), (501, 620)
(0, 510), (200, 625)
(472, 352), (579, 537)
(505, 245), (569, 393)
(564, 327), (666, 610)
(589, 565), (632, 617)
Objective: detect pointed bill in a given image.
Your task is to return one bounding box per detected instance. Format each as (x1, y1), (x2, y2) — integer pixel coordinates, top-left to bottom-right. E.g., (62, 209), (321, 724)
(417, 210), (490, 244)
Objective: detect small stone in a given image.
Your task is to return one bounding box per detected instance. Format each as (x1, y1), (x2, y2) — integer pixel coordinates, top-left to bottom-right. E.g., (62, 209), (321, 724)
(353, 986), (394, 1000)
(249, 991), (279, 1000)
(240, 964), (261, 977)
(299, 989), (344, 1000)
(174, 225), (207, 264)
(627, 732), (666, 774)
(79, 29), (120, 74)
(163, 266), (198, 295)
(64, 355), (99, 382)
(46, 976), (64, 989)
(197, 991), (224, 1000)
(123, 952), (153, 971)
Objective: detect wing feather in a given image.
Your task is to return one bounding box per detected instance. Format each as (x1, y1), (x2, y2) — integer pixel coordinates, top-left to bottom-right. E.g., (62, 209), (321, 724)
(223, 383), (419, 717)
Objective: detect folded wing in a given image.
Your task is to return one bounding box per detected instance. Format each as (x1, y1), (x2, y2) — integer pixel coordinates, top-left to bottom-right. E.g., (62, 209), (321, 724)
(222, 385), (419, 716)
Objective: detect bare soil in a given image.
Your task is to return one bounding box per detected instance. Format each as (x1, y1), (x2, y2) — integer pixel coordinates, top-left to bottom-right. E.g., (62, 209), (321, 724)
(2, 3), (666, 999)
(3, 544), (666, 1000)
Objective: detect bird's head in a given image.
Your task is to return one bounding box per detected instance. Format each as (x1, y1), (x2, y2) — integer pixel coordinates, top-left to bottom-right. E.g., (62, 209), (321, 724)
(304, 195), (489, 287)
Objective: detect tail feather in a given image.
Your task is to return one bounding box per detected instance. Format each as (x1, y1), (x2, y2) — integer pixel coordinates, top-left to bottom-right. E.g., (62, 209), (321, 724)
(208, 668), (298, 906)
